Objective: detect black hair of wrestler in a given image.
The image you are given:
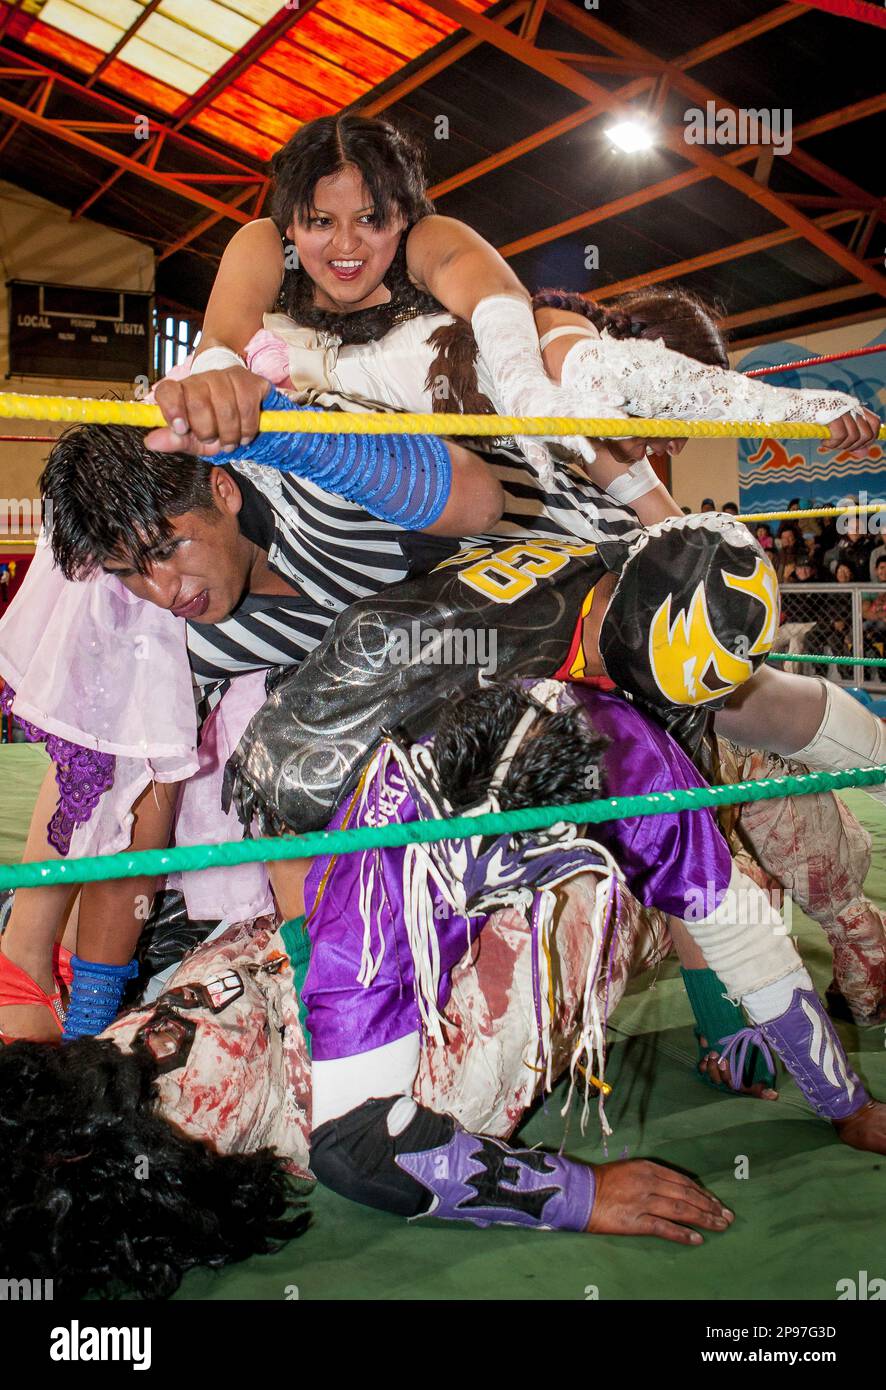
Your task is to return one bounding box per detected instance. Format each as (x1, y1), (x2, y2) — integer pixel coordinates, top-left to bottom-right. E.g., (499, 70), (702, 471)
(531, 284), (730, 370)
(270, 114), (442, 343)
(432, 680), (609, 823)
(0, 1037), (309, 1299)
(40, 424), (216, 580)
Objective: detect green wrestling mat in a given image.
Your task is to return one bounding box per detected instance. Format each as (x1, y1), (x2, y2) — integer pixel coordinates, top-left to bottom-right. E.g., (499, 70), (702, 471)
(2, 745), (884, 1301)
(182, 787), (886, 1303)
(0, 743), (48, 865)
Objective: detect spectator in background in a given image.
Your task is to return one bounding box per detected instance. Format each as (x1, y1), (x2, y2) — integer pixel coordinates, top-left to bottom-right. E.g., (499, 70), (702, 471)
(828, 525), (873, 581)
(792, 555), (822, 583)
(863, 557), (886, 680)
(830, 517), (876, 578)
(835, 561), (856, 584)
(700, 497), (716, 512)
(801, 511), (823, 539)
(819, 510), (837, 541)
(722, 501), (739, 515)
(774, 523), (800, 582)
(803, 534), (823, 571)
(788, 498), (801, 511)
(755, 522), (774, 552)
(811, 588), (854, 679)
(869, 540), (886, 580)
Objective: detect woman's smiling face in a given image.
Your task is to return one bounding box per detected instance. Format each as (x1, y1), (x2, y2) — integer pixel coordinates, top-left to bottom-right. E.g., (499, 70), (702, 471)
(288, 163), (407, 312)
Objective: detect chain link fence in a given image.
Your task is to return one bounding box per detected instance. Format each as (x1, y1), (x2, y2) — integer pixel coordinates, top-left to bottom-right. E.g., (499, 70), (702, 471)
(776, 583), (886, 689)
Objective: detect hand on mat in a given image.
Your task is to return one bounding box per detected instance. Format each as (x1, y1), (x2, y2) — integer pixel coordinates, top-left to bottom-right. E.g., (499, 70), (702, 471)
(587, 1160), (734, 1244)
(833, 1098), (886, 1154)
(818, 404), (881, 459)
(698, 1037), (778, 1101)
(148, 367), (268, 455)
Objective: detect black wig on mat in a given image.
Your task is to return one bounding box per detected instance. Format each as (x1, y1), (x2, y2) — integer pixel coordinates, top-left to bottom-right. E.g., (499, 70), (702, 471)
(432, 681), (608, 818)
(40, 423), (216, 581)
(0, 1038), (309, 1299)
(271, 114), (442, 343)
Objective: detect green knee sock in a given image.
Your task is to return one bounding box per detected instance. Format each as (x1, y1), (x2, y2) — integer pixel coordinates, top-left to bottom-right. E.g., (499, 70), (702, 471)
(680, 966), (776, 1090)
(279, 915), (312, 1058)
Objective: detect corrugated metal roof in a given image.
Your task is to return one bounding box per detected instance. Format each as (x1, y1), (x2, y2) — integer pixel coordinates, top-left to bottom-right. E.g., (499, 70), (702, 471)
(0, 0), (881, 345)
(14, 0), (498, 158)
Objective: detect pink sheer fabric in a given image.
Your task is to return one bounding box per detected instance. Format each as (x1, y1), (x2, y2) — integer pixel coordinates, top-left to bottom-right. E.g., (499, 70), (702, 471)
(0, 537), (199, 857)
(0, 538), (196, 762)
(0, 340), (283, 879)
(170, 669), (274, 922)
(162, 333), (290, 387)
(244, 329), (291, 385)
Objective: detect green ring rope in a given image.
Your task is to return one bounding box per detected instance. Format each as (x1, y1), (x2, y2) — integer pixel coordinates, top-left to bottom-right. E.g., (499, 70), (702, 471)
(0, 764), (883, 892)
(768, 652), (886, 668)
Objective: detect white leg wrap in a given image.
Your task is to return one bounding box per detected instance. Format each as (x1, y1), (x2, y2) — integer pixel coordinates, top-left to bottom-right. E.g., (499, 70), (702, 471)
(791, 677), (886, 804)
(678, 864), (804, 1001)
(311, 1033), (420, 1130)
(743, 966), (812, 1024)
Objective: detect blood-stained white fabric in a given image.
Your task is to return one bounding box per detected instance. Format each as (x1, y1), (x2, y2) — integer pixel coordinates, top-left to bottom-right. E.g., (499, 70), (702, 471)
(103, 880), (670, 1175)
(106, 916), (313, 1175)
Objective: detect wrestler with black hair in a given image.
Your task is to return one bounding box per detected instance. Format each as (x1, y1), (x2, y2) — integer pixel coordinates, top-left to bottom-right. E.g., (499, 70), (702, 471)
(3, 117), (883, 1043)
(0, 400), (503, 1044)
(4, 668), (885, 1296)
(0, 685), (745, 1297)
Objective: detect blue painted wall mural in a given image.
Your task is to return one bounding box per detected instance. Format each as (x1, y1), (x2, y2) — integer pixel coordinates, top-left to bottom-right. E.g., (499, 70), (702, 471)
(734, 329), (886, 515)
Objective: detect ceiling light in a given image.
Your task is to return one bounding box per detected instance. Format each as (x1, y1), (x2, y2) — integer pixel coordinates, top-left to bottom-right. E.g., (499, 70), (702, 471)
(606, 120), (655, 152)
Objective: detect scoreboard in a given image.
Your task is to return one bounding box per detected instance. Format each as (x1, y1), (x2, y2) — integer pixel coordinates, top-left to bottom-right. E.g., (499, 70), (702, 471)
(7, 280), (152, 381)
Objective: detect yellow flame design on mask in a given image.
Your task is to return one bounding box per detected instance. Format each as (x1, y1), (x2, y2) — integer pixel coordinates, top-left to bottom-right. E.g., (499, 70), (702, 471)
(648, 556), (777, 706)
(723, 556), (779, 656)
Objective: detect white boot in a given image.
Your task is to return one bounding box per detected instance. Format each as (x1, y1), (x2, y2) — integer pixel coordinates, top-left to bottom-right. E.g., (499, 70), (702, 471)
(791, 677), (886, 805)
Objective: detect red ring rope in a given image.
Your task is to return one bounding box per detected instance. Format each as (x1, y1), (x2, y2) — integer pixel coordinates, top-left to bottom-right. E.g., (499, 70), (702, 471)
(745, 343), (886, 377)
(784, 0), (886, 29)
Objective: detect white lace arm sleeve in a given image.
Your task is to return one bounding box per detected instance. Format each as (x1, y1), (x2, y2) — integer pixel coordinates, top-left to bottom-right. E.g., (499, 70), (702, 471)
(560, 333), (865, 426)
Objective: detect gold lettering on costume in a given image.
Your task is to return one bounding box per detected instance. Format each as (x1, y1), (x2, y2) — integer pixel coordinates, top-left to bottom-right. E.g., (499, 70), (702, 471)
(434, 540), (598, 606)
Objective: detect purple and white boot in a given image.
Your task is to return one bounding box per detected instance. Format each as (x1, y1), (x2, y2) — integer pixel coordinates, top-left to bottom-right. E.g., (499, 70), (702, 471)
(720, 986), (870, 1121)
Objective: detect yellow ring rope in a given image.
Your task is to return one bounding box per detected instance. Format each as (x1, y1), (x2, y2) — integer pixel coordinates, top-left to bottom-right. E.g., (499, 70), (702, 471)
(738, 505), (886, 523)
(3, 503), (883, 540)
(0, 391), (884, 440)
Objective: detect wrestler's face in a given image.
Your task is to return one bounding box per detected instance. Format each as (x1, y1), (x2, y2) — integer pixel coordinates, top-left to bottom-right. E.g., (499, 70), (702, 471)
(287, 164), (407, 312)
(101, 469), (256, 624)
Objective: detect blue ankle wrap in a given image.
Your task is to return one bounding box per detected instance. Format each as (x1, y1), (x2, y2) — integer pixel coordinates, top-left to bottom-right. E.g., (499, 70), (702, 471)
(62, 955), (139, 1040)
(213, 386), (452, 530)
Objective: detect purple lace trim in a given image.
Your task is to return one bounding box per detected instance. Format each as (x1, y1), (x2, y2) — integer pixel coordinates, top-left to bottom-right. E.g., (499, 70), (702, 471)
(718, 1026), (777, 1093)
(1, 683), (116, 855)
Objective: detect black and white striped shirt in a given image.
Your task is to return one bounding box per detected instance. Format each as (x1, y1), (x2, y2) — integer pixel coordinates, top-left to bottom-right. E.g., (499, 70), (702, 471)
(186, 440), (640, 690)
